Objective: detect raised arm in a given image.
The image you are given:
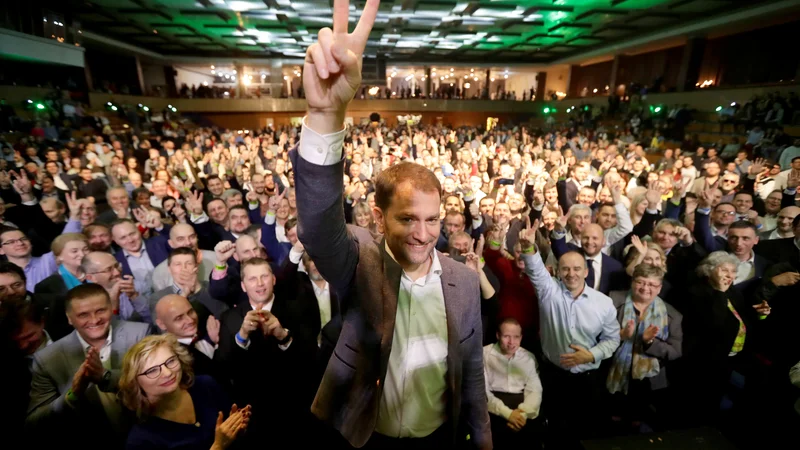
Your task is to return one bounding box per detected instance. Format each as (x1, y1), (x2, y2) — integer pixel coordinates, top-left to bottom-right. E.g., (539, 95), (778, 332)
(517, 219), (559, 306)
(291, 0), (379, 293)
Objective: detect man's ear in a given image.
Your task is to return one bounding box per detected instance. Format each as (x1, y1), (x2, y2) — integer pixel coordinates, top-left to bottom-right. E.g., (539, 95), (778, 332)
(372, 207), (385, 234)
(155, 318), (167, 332)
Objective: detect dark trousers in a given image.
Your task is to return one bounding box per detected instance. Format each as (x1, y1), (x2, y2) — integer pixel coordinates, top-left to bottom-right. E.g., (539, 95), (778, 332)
(540, 358), (603, 448)
(363, 423), (451, 450)
(489, 392), (543, 450)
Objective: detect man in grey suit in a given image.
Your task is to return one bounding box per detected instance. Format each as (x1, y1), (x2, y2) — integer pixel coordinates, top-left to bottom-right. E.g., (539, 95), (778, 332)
(26, 283), (150, 449)
(293, 1), (491, 448)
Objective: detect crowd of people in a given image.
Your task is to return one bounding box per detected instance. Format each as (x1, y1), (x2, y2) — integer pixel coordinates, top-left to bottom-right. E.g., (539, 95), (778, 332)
(2, 5), (800, 450)
(1, 94), (798, 448)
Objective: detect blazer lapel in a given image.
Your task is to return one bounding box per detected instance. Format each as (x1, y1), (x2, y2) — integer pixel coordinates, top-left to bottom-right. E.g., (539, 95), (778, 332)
(64, 332), (86, 373)
(110, 322), (127, 369)
(377, 239), (401, 380)
(438, 257), (459, 394)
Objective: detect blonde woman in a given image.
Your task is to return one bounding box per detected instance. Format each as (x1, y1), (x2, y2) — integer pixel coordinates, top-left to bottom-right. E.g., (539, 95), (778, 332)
(34, 233), (90, 339)
(629, 194), (648, 226)
(351, 201), (377, 234)
(120, 334), (251, 450)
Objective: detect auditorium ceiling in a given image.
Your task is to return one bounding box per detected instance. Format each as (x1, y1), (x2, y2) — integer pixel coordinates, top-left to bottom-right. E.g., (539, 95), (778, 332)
(66, 0), (786, 63)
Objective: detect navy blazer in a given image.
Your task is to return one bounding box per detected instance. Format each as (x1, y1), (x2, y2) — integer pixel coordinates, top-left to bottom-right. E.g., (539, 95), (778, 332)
(551, 235), (624, 295)
(114, 230), (171, 278)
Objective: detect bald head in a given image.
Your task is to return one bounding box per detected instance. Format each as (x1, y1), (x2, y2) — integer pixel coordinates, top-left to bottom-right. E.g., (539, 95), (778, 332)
(154, 294), (198, 338)
(234, 235), (260, 262)
(777, 206), (800, 234)
(168, 223), (198, 251)
(581, 223), (606, 257)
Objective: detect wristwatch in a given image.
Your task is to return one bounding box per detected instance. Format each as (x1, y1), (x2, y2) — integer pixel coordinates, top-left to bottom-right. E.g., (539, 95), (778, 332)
(277, 328), (292, 345)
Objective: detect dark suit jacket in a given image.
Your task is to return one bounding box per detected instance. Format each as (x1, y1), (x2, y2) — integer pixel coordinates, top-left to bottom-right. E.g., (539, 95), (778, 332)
(33, 274), (72, 341)
(291, 149), (491, 449)
(114, 232), (171, 279)
(609, 291), (683, 391)
(551, 235), (625, 295)
(556, 178), (580, 212)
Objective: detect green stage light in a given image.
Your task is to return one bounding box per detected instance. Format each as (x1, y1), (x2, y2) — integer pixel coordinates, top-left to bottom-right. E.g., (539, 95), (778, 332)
(543, 107), (551, 114)
(35, 103), (45, 110)
(654, 106), (662, 113)
(143, 106), (150, 112)
(715, 106), (722, 112)
(111, 106), (118, 111)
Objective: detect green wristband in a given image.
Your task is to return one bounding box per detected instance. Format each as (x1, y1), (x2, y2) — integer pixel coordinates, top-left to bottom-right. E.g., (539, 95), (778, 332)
(521, 246), (536, 254)
(489, 240), (502, 247)
(215, 263), (227, 270)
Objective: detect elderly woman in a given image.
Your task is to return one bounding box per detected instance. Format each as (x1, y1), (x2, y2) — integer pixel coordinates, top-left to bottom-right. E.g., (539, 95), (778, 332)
(607, 264), (682, 428)
(684, 251), (770, 422)
(33, 233), (90, 340)
(120, 334), (251, 450)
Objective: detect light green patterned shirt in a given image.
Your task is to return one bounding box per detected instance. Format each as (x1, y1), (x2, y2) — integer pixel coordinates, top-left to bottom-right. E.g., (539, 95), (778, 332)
(375, 245), (449, 438)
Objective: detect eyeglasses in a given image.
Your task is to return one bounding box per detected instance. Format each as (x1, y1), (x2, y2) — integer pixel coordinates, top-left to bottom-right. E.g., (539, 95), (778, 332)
(722, 179), (738, 184)
(138, 355), (180, 379)
(87, 262), (122, 275)
(633, 279), (662, 289)
(717, 211), (736, 216)
(1, 237), (29, 246)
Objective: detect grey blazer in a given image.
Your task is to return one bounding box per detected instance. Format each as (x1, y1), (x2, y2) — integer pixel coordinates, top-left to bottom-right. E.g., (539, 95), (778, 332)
(291, 149), (492, 449)
(609, 290), (683, 391)
(26, 320), (150, 441)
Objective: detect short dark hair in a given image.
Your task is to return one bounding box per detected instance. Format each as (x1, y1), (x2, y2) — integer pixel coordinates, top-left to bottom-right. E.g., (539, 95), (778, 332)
(0, 300), (44, 339)
(228, 205), (248, 216)
(497, 317), (522, 333)
(132, 187), (150, 198)
(792, 156), (800, 164)
(714, 202), (735, 211)
(0, 226), (24, 242)
(66, 283), (110, 312)
(728, 220), (757, 234)
(285, 217), (298, 232)
(598, 202), (616, 212)
(168, 246), (196, 265)
(205, 197), (226, 211)
(733, 191), (753, 201)
(110, 218), (136, 232)
(240, 257), (271, 275)
(0, 261), (26, 283)
(375, 162), (441, 211)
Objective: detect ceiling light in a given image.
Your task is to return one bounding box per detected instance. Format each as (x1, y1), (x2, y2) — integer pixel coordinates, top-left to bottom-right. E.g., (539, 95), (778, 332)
(450, 68), (454, 72)
(490, 77), (495, 82)
(211, 70), (215, 74)
(233, 69), (237, 74)
(211, 65), (215, 69)
(368, 86), (380, 96)
(504, 75), (508, 79)
(593, 88), (598, 93)
(202, 81), (208, 86)
(465, 82), (471, 88)
(283, 75), (289, 80)
(470, 68), (474, 72)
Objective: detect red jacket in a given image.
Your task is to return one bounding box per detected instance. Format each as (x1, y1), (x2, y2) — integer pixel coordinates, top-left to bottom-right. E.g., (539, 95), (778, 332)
(483, 247), (539, 332)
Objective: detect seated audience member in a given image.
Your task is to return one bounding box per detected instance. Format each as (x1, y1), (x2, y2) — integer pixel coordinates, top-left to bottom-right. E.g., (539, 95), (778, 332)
(683, 252), (770, 425)
(484, 318), (543, 449)
(111, 217), (170, 296)
(120, 334), (250, 450)
(154, 294), (222, 380)
(26, 284), (150, 449)
(85, 223), (114, 252)
(34, 233), (90, 340)
(519, 223), (620, 446)
(152, 224), (217, 291)
(81, 252), (151, 323)
(151, 247), (228, 319)
(607, 264), (682, 429)
(216, 257), (309, 448)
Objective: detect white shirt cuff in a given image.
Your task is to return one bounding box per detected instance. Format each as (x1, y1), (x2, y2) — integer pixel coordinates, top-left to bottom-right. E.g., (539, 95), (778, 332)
(190, 212), (209, 224)
(297, 117), (346, 166)
(289, 248), (303, 265)
(264, 211), (276, 225)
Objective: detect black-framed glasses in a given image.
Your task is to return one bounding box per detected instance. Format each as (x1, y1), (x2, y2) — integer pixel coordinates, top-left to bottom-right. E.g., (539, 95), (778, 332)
(1, 237), (29, 246)
(138, 356), (179, 379)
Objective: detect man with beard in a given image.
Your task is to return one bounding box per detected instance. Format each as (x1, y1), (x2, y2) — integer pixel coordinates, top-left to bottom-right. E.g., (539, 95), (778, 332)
(84, 223), (113, 253)
(151, 224), (217, 291)
(519, 221), (619, 448)
(26, 284), (150, 450)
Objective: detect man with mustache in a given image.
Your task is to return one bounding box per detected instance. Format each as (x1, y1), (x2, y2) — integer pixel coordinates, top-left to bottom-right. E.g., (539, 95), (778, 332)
(519, 220), (620, 448)
(293, 1), (491, 448)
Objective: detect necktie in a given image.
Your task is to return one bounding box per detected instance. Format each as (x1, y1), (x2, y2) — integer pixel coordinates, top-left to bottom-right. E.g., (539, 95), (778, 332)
(586, 257), (596, 289)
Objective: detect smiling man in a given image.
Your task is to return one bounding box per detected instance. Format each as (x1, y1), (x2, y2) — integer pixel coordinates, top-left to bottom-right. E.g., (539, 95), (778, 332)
(292, 0), (490, 447)
(26, 283), (150, 449)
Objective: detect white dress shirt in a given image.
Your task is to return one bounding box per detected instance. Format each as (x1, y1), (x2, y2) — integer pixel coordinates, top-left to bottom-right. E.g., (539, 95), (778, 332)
(522, 252), (620, 373)
(123, 246), (155, 295)
(483, 344), (542, 420)
(297, 118), (448, 438)
(586, 252), (603, 291)
(178, 336), (216, 360)
(734, 251), (756, 285)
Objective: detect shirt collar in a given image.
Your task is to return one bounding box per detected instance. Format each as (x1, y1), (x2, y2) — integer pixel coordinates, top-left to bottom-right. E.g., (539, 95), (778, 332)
(586, 252), (602, 263)
(384, 241), (443, 278)
(250, 295), (275, 311)
(491, 342), (519, 360)
(76, 324), (113, 351)
(123, 245), (147, 258)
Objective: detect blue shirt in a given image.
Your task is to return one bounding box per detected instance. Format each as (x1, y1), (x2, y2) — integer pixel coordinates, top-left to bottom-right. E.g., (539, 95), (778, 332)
(24, 219), (82, 292)
(522, 252), (620, 373)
